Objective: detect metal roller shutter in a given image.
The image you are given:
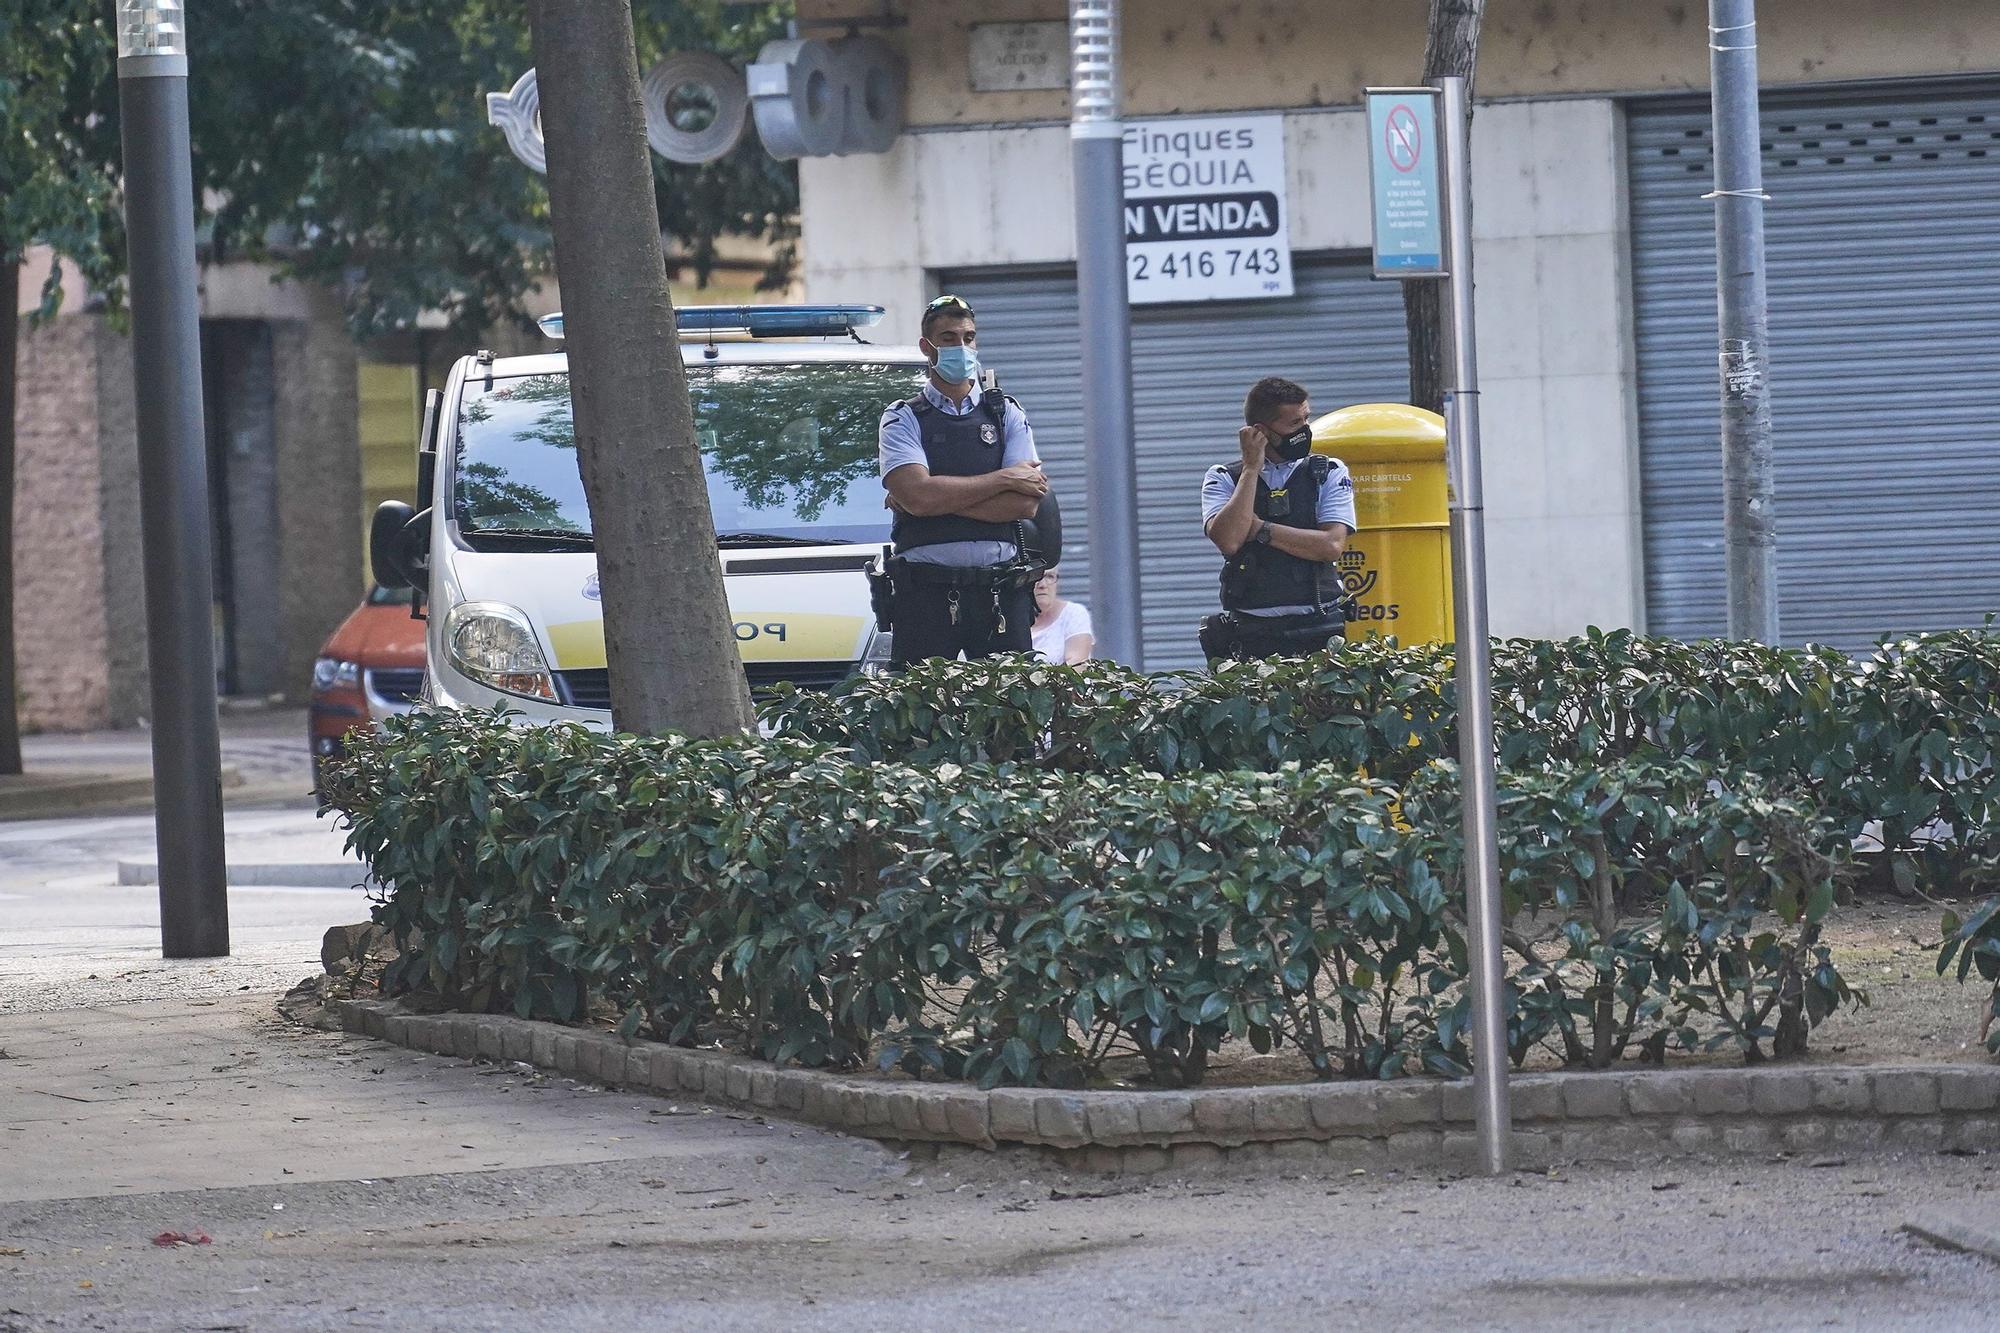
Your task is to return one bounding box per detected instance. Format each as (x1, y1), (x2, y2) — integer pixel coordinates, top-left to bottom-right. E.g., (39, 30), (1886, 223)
(1629, 84), (2000, 650)
(939, 258), (1408, 669)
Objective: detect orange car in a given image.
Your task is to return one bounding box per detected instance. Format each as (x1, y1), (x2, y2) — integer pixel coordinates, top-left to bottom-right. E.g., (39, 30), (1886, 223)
(309, 585), (426, 783)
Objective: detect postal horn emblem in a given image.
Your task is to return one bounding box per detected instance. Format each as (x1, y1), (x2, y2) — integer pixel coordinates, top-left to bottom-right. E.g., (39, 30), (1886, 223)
(1338, 550), (1378, 599)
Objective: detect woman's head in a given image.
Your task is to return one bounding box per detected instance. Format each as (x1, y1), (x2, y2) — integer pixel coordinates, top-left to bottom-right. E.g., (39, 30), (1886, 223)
(1035, 566), (1062, 616)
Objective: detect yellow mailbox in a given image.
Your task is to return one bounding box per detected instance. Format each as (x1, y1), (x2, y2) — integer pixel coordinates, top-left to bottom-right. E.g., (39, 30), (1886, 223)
(1311, 403), (1453, 645)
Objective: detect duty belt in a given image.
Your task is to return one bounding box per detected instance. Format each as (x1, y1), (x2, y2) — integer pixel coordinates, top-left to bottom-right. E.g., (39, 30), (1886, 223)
(889, 557), (1030, 589)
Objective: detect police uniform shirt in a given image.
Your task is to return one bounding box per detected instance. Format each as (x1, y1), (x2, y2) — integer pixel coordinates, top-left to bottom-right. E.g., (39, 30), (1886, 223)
(879, 382), (1039, 568)
(1200, 455), (1360, 617)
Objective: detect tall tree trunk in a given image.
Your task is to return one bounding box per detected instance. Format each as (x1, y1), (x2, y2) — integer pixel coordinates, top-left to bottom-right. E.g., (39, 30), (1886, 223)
(526, 1), (754, 737)
(1404, 0), (1487, 413)
(0, 258), (23, 775)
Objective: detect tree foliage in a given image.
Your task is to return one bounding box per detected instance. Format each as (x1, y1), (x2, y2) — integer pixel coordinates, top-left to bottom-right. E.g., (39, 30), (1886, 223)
(0, 0), (121, 302)
(7, 0), (800, 336)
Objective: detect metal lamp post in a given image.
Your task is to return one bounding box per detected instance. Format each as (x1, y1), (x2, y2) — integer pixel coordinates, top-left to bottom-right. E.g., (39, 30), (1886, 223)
(1068, 0), (1143, 668)
(1438, 74), (1510, 1176)
(1707, 0), (1780, 643)
(116, 0), (231, 958)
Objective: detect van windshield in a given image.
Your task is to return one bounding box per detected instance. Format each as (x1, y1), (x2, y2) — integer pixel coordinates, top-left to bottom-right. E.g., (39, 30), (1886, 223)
(453, 362), (924, 545)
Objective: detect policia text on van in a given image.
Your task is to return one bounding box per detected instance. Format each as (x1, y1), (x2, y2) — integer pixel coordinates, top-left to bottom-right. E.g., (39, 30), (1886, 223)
(368, 305), (955, 727)
(1199, 376), (1358, 661)
(872, 295), (1060, 668)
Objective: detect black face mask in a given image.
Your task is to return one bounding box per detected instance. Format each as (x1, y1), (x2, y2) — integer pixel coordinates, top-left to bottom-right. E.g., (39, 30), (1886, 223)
(1271, 424), (1314, 462)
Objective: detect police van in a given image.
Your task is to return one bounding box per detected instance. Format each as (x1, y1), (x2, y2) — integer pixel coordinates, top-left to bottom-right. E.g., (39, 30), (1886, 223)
(368, 305), (925, 726)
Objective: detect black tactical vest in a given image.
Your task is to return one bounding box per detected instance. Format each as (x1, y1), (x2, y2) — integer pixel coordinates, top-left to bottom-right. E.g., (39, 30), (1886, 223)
(890, 391), (1022, 554)
(1218, 455), (1335, 613)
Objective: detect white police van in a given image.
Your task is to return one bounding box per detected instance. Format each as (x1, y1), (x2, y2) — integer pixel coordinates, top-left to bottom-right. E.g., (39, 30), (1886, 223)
(369, 305), (921, 726)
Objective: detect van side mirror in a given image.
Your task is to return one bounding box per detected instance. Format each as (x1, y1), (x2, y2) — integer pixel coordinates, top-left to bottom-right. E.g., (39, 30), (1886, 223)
(369, 501), (428, 592)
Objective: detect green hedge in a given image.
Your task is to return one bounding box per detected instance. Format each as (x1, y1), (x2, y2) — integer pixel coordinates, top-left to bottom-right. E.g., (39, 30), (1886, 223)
(1425, 759), (1852, 1067)
(762, 638), (1454, 784)
(768, 626), (2000, 883)
(330, 621), (2000, 1085)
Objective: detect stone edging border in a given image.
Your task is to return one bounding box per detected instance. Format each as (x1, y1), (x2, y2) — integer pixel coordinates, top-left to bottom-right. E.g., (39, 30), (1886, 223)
(329, 997), (1999, 1173)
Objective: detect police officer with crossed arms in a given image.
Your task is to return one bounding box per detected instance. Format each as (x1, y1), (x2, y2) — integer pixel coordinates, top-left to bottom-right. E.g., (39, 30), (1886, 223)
(1199, 376), (1357, 661)
(876, 295), (1049, 667)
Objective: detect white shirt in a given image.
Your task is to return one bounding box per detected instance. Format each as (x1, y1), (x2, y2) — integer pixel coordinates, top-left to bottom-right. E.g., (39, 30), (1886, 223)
(879, 381), (1039, 567)
(1032, 601), (1094, 664)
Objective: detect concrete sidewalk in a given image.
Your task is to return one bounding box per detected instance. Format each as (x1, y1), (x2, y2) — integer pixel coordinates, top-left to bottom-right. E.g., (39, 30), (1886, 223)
(0, 994), (875, 1204)
(5, 993), (2000, 1332)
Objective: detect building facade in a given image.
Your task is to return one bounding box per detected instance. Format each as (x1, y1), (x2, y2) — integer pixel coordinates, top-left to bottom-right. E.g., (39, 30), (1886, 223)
(796, 0), (2000, 667)
(12, 263), (363, 730)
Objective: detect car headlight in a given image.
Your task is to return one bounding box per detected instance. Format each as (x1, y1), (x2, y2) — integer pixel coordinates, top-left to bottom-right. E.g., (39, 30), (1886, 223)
(312, 656), (360, 692)
(442, 601), (557, 701)
(859, 628), (894, 676)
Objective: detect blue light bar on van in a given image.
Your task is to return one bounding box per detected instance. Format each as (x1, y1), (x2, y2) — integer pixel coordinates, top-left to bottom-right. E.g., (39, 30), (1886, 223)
(685, 305), (887, 337)
(536, 305), (886, 341)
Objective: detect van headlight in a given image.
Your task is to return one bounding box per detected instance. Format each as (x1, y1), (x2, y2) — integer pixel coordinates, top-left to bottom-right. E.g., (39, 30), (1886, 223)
(442, 601), (558, 701)
(859, 628), (894, 676)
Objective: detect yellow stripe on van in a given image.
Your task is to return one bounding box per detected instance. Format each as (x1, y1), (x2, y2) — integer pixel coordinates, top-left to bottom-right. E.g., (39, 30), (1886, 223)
(544, 613), (868, 670)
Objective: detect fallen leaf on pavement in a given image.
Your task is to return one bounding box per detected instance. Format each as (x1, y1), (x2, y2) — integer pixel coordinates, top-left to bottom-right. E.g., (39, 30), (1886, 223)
(0, 1246), (25, 1256)
(151, 1231), (212, 1248)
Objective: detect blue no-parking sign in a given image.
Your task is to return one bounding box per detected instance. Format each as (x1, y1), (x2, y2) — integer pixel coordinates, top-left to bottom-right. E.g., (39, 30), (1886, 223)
(1366, 89), (1446, 279)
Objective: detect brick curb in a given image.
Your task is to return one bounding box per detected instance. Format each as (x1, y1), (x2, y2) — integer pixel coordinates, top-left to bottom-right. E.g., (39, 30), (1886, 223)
(329, 997), (2000, 1174)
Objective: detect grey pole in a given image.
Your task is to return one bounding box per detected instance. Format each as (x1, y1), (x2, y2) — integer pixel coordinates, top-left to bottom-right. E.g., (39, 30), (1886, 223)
(1707, 0), (1779, 642)
(1069, 0), (1142, 668)
(115, 0), (230, 958)
(1439, 74), (1509, 1176)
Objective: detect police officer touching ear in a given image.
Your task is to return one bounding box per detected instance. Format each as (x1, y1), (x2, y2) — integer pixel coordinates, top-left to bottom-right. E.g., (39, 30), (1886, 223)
(876, 295), (1050, 667)
(1199, 376), (1357, 662)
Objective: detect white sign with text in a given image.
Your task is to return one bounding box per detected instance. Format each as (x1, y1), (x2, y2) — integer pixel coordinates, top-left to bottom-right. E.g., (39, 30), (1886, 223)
(1121, 114), (1293, 305)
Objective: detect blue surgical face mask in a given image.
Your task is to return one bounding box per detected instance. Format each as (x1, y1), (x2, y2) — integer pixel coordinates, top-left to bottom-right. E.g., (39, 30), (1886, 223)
(933, 344), (979, 385)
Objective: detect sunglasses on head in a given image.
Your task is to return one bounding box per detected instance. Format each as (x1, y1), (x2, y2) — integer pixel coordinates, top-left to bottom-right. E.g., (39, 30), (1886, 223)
(926, 294), (974, 316)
